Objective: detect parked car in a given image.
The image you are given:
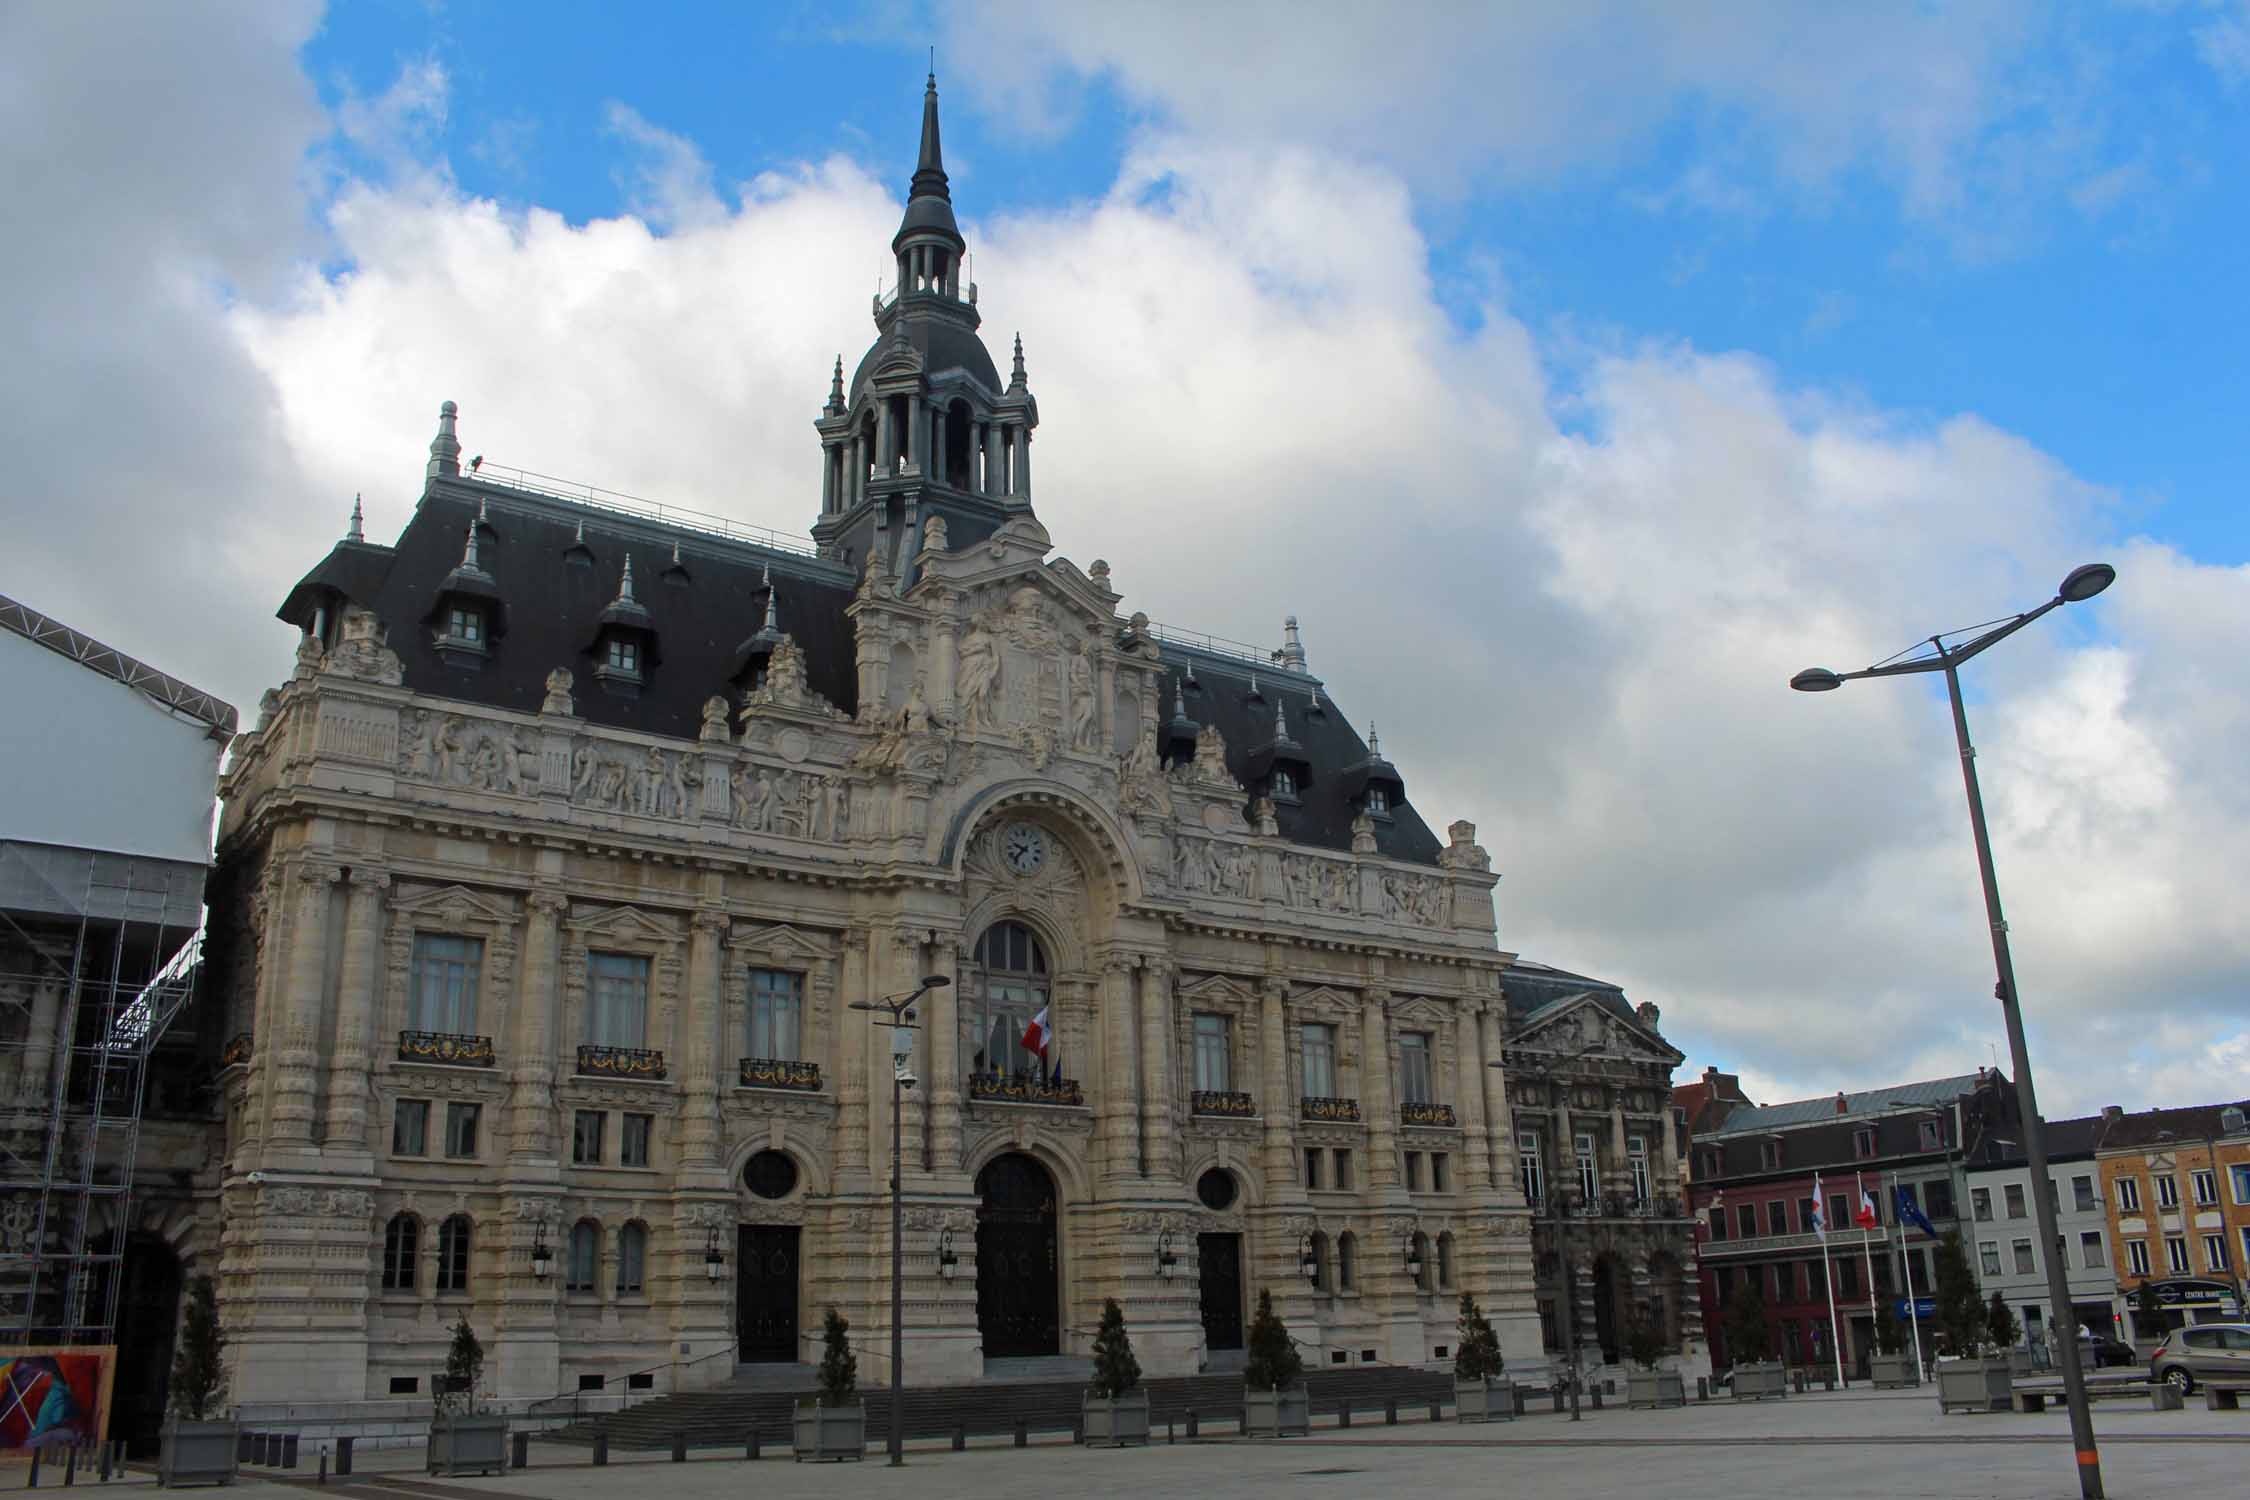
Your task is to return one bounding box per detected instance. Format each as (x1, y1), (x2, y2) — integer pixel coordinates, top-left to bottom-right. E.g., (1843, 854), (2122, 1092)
(2076, 1330), (2137, 1369)
(2148, 1323), (2250, 1393)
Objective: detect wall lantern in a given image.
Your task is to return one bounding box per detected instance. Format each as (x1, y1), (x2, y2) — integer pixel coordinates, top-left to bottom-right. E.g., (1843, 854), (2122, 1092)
(1156, 1230), (1178, 1280)
(938, 1228), (959, 1280)
(703, 1226), (725, 1283)
(1298, 1234), (1318, 1283)
(1404, 1235), (1424, 1282)
(530, 1224), (552, 1281)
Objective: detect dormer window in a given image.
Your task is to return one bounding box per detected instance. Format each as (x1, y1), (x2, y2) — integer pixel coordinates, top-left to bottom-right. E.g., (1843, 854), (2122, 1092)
(1364, 785), (1389, 816)
(1271, 766), (1298, 799)
(606, 637), (639, 675)
(447, 606), (484, 645)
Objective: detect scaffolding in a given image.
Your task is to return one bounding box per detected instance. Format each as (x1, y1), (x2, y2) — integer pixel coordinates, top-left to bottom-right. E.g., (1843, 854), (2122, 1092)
(0, 839), (206, 1345)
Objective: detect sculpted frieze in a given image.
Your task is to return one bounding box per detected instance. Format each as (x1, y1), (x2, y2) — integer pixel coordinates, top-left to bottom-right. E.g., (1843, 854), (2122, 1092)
(1379, 870), (1448, 927)
(731, 762), (853, 840)
(1172, 836), (1258, 900)
(402, 711), (541, 797)
(1280, 853), (1358, 915)
(570, 738), (698, 819)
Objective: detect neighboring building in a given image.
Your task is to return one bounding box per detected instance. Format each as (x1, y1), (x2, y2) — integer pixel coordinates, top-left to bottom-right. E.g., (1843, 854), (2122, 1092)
(1689, 1068), (2019, 1376)
(194, 78), (1698, 1418)
(1671, 1064), (1754, 1191)
(1497, 961), (1703, 1382)
(2093, 1100), (2250, 1341)
(0, 591), (236, 1451)
(1960, 1115), (2118, 1352)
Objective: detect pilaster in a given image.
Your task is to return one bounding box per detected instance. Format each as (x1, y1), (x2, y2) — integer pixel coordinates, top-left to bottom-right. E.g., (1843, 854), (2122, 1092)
(321, 867), (388, 1154)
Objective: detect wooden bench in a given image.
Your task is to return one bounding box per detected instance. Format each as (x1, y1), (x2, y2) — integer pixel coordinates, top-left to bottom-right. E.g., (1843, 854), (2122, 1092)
(2205, 1382), (2250, 1412)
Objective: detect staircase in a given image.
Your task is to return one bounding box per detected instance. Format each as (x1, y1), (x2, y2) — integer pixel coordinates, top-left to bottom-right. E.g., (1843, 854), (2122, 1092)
(548, 1364), (1454, 1449)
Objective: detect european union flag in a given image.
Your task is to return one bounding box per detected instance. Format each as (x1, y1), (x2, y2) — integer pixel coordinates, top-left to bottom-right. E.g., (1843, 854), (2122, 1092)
(1894, 1185), (1939, 1238)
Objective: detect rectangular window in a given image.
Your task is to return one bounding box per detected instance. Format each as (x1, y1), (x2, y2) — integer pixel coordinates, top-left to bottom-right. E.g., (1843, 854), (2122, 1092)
(410, 934), (483, 1034)
(1807, 1257), (1826, 1299)
(1304, 1147), (1323, 1191)
(1854, 1127), (1875, 1159)
(447, 605), (482, 643)
(1737, 1203), (1758, 1240)
(2117, 1176), (2142, 1212)
(393, 1099), (429, 1157)
(586, 952), (650, 1047)
(1760, 1140), (1782, 1171)
(2164, 1236), (2189, 1274)
(1577, 1134), (1599, 1202)
(1699, 1149), (1720, 1179)
(444, 1102), (479, 1160)
(1906, 1248), (1929, 1294)
(573, 1109), (605, 1166)
(2073, 1175), (2097, 1213)
(1332, 1149), (1353, 1191)
(1925, 1179), (1954, 1220)
(1629, 1137), (1651, 1203)
(2241, 1226), (2250, 1269)
(2004, 1183), (2027, 1219)
(1192, 1013), (1231, 1092)
(1404, 1151), (1424, 1192)
(1838, 1257), (1859, 1297)
(1397, 1032), (1434, 1105)
(621, 1113), (652, 1168)
(2156, 1174), (2180, 1210)
(1972, 1187), (1992, 1221)
(1980, 1241), (2002, 1277)
(2126, 1239), (2150, 1277)
(2079, 1230), (2105, 1269)
(1799, 1198), (1817, 1235)
(1766, 1199), (1787, 1237)
(2203, 1233), (2229, 1272)
(747, 969), (804, 1060)
(1918, 1119), (1943, 1151)
(1518, 1131), (1544, 1204)
(1829, 1193), (1848, 1232)
(1300, 1023), (1336, 1098)
(2231, 1164), (2250, 1205)
(1431, 1152), (1449, 1193)
(606, 637), (639, 673)
(2192, 1169), (2217, 1206)
(1708, 1205), (1728, 1241)
(2012, 1238), (2035, 1276)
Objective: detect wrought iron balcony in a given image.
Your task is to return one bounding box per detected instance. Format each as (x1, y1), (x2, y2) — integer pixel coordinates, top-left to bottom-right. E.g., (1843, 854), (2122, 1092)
(968, 1070), (1085, 1107)
(1192, 1090), (1257, 1118)
(1301, 1095), (1362, 1123)
(576, 1044), (667, 1081)
(399, 1030), (496, 1068)
(1400, 1101), (1457, 1127)
(739, 1057), (822, 1092)
(220, 1032), (253, 1069)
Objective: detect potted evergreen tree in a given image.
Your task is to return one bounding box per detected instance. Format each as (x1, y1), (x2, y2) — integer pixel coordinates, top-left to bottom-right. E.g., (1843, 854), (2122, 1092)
(1870, 1296), (1918, 1388)
(157, 1274), (238, 1487)
(1723, 1284), (1787, 1400)
(1625, 1308), (1685, 1409)
(1987, 1291), (2029, 1375)
(1241, 1289), (1309, 1437)
(1452, 1292), (1514, 1421)
(793, 1306), (867, 1461)
(1932, 1233), (2011, 1413)
(2133, 1280), (2164, 1351)
(426, 1319), (508, 1475)
(1082, 1298), (1150, 1446)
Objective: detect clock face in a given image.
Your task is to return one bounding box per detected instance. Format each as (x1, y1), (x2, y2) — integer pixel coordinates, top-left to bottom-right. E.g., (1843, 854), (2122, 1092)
(1002, 822), (1047, 876)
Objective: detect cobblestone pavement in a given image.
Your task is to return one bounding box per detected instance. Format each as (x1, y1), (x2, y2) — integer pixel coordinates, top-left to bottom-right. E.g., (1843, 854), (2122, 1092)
(228, 1388), (2248, 1500)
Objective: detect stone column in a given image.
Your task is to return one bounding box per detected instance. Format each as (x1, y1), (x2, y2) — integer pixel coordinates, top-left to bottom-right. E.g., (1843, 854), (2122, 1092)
(836, 928), (871, 1184)
(1454, 999), (1492, 1193)
(322, 868), (389, 1150)
(875, 397), (894, 477)
(509, 889), (566, 1160)
(1137, 959), (1176, 1180)
(907, 395), (925, 473)
(983, 422), (1000, 497)
(1609, 1089), (1630, 1201)
(1480, 1004), (1518, 1198)
(852, 433), (867, 504)
(1259, 978), (1299, 1199)
(927, 937), (963, 1172)
(269, 862), (339, 1147)
(680, 911), (727, 1167)
(1362, 990), (1399, 1194)
(1015, 426), (1030, 497)
(1660, 1101), (1683, 1200)
(1101, 958), (1140, 1180)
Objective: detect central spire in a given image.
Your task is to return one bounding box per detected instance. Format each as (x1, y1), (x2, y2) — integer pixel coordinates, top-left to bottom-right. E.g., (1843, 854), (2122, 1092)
(893, 72), (963, 253)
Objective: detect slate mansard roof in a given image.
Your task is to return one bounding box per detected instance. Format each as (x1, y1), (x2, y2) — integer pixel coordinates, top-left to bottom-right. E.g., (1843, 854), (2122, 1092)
(280, 473), (1447, 864)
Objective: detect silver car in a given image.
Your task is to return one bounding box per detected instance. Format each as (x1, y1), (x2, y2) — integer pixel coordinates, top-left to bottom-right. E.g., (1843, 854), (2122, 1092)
(2149, 1323), (2250, 1393)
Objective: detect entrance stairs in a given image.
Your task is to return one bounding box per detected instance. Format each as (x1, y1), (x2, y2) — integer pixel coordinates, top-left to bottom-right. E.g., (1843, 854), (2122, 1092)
(547, 1364), (1453, 1449)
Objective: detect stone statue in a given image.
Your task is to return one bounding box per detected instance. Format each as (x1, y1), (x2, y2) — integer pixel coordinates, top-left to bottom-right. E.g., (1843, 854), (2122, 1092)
(1066, 648), (1097, 751)
(541, 668), (576, 716)
(699, 695), (731, 743)
(957, 623), (1001, 731)
(922, 513), (949, 554)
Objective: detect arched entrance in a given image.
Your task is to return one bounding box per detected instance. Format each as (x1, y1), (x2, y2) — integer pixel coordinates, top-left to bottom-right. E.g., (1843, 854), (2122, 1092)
(975, 1152), (1059, 1358)
(1592, 1254), (1624, 1366)
(106, 1233), (183, 1457)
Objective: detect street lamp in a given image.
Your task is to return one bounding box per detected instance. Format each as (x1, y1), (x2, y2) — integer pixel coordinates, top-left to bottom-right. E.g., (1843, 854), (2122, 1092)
(529, 1224), (552, 1282)
(1793, 561), (2114, 1500)
(703, 1226), (725, 1284)
(848, 973), (950, 1468)
(1492, 1041), (1606, 1422)
(1298, 1234), (1319, 1283)
(1156, 1230), (1179, 1280)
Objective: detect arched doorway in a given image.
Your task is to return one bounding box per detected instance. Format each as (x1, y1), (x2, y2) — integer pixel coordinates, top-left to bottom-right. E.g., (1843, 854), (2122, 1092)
(1592, 1253), (1624, 1366)
(108, 1233), (183, 1457)
(976, 1152), (1059, 1358)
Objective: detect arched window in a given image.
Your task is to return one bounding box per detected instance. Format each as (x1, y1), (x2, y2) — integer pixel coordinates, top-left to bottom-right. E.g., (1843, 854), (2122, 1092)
(436, 1214), (472, 1294)
(1413, 1231), (1434, 1293)
(617, 1222), (648, 1296)
(567, 1220), (599, 1293)
(1337, 1231), (1357, 1292)
(1309, 1230), (1332, 1293)
(971, 920), (1050, 1080)
(1437, 1231), (1456, 1289)
(381, 1214), (418, 1292)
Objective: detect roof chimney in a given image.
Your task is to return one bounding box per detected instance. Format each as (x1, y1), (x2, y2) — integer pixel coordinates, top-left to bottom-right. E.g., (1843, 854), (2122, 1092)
(1834, 1091), (1847, 1115)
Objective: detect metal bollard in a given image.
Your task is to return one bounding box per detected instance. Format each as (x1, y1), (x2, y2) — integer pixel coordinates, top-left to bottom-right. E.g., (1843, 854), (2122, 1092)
(97, 1445), (110, 1484)
(1386, 1397), (1399, 1425)
(1551, 1387), (1566, 1413)
(318, 1450), (328, 1486)
(1185, 1410), (1199, 1438)
(1513, 1386), (1528, 1416)
(1590, 1386), (1603, 1410)
(593, 1428), (610, 1466)
(1013, 1417), (1028, 1448)
(1165, 1418), (1174, 1445)
(954, 1425), (967, 1452)
(337, 1436), (354, 1477)
(1697, 1376), (1709, 1403)
(747, 1429), (762, 1461)
(29, 1446), (42, 1487)
(671, 1431), (687, 1463)
(1428, 1400), (1442, 1423)
(511, 1431), (529, 1470)
(62, 1445), (75, 1486)
(1338, 1405), (1351, 1429)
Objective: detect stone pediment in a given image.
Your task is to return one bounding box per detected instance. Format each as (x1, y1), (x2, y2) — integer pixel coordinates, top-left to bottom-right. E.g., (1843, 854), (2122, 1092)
(728, 922), (836, 962)
(564, 903), (683, 946)
(388, 882), (518, 928)
(1512, 993), (1680, 1066)
(1177, 973), (1259, 1010)
(1290, 984), (1356, 1022)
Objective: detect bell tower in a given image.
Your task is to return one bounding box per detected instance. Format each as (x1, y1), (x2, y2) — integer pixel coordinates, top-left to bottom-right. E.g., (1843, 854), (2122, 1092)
(812, 74), (1038, 583)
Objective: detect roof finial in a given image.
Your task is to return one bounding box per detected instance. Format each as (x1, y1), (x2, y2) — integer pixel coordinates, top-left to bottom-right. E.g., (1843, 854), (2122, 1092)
(672, 539), (682, 565)
(1277, 613), (1307, 673)
(829, 354), (845, 407)
(1275, 699), (1291, 741)
(476, 496), (489, 525)
(1368, 721), (1381, 757)
(1012, 332), (1027, 384)
(426, 399), (461, 478)
(346, 494), (364, 542)
(912, 66), (949, 198)
(618, 553), (636, 603)
(574, 518), (586, 543)
(461, 519), (480, 571)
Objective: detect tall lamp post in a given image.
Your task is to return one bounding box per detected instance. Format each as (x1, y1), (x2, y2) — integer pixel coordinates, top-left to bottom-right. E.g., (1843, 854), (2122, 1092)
(1493, 1043), (1604, 1421)
(848, 973), (950, 1468)
(1793, 560), (2114, 1500)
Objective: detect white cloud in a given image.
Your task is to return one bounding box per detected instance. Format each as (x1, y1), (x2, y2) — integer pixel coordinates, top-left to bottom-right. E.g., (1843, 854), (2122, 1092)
(8, 5), (2243, 1121)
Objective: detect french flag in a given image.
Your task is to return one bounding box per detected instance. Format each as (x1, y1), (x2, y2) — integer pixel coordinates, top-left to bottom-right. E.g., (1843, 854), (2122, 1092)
(1854, 1183), (1880, 1231)
(1020, 1008), (1053, 1062)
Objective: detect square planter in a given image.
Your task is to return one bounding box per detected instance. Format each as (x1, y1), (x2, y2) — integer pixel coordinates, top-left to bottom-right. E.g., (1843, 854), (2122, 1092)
(157, 1418), (240, 1487)
(1871, 1352), (1920, 1390)
(427, 1414), (509, 1476)
(1730, 1361), (1788, 1401)
(1628, 1369), (1687, 1409)
(1454, 1376), (1518, 1423)
(1243, 1385), (1310, 1438)
(1083, 1389), (1151, 1447)
(1935, 1358), (2013, 1414)
(793, 1400), (866, 1461)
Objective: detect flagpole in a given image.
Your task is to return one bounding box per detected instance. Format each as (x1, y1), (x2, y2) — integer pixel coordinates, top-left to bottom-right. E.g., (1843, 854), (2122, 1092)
(1892, 1171), (1925, 1377)
(1817, 1175), (1843, 1387)
(1858, 1171), (1879, 1368)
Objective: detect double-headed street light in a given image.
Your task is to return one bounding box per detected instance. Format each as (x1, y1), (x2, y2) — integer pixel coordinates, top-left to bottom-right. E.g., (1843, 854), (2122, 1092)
(848, 973), (950, 1468)
(1793, 561), (2114, 1500)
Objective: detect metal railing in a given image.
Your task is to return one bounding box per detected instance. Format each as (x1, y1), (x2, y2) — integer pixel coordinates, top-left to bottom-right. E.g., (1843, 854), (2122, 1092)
(967, 1070), (1084, 1107)
(739, 1057), (821, 1092)
(461, 462), (818, 558)
(1148, 621), (1288, 670)
(1301, 1096), (1362, 1123)
(400, 1030), (497, 1067)
(524, 1341), (744, 1424)
(576, 1044), (668, 1081)
(1400, 1101), (1457, 1127)
(1191, 1090), (1257, 1118)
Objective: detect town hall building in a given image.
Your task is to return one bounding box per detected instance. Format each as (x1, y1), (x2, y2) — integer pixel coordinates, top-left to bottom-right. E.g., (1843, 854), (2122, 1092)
(192, 77), (1700, 1411)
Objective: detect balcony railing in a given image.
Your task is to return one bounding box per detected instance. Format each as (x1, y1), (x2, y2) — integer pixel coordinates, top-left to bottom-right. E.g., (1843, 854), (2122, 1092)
(577, 1044), (667, 1081)
(400, 1030), (496, 1068)
(739, 1057), (822, 1092)
(220, 1032), (253, 1069)
(1400, 1101), (1457, 1127)
(1301, 1096), (1362, 1123)
(1192, 1090), (1257, 1118)
(968, 1070), (1085, 1107)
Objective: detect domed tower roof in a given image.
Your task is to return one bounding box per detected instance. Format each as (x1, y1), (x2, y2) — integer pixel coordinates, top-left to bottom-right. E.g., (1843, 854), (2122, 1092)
(893, 72), (963, 254)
